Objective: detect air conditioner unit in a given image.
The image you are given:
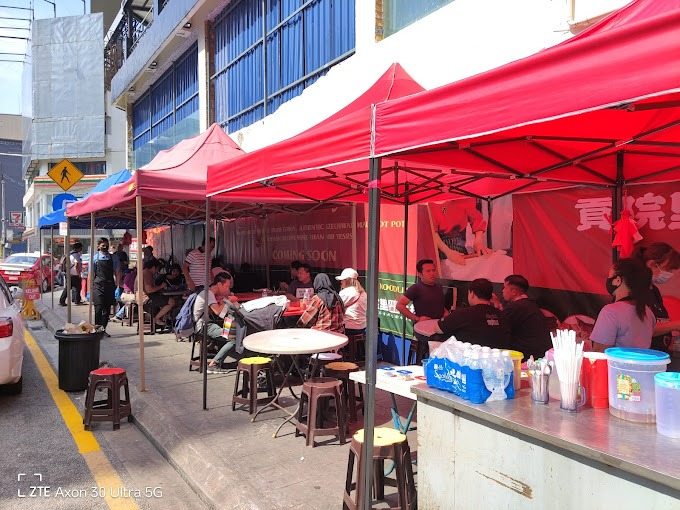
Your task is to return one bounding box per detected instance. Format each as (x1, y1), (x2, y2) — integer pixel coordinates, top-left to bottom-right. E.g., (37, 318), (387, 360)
(175, 29), (191, 38)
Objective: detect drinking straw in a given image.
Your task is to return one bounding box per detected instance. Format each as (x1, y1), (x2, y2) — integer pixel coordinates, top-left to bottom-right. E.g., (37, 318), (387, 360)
(551, 329), (583, 409)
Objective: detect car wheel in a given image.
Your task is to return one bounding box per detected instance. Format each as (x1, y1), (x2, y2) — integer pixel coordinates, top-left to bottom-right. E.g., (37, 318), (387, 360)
(1, 377), (22, 395)
(42, 278), (50, 292)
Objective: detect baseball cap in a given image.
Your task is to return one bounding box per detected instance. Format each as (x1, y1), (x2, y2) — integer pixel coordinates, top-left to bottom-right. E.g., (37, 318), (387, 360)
(336, 268), (358, 281)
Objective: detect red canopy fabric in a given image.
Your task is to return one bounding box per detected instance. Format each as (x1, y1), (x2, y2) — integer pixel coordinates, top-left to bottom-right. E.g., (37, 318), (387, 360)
(206, 64), (425, 202)
(67, 124), (248, 223)
(372, 0), (680, 198)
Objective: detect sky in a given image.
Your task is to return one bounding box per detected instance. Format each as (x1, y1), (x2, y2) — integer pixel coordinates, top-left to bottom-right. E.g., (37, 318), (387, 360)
(0, 0), (89, 115)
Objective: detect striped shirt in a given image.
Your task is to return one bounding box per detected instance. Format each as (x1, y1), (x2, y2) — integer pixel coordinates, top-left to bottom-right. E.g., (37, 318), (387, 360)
(185, 248), (211, 287)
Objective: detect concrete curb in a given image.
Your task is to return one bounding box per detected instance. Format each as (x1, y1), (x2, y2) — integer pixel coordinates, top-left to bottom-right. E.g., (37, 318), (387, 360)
(35, 301), (271, 510)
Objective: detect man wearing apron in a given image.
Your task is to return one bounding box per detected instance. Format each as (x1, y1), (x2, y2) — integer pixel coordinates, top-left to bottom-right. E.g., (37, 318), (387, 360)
(91, 238), (119, 337)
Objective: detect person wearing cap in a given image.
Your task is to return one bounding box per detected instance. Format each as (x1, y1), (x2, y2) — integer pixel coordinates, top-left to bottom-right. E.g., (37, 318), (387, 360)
(337, 268), (367, 335)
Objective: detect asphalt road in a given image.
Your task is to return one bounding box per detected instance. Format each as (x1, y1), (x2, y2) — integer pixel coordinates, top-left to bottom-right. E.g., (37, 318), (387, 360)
(0, 323), (206, 510)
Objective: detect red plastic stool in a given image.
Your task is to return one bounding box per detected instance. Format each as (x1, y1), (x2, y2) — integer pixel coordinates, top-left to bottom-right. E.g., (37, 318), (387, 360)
(83, 367), (132, 431)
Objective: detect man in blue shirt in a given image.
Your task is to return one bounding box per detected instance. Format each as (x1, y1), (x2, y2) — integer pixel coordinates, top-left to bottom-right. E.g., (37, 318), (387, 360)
(89, 238), (120, 336)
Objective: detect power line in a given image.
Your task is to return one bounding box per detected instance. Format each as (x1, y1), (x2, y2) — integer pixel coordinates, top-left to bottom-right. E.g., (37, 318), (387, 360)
(0, 35), (28, 39)
(0, 5), (32, 10)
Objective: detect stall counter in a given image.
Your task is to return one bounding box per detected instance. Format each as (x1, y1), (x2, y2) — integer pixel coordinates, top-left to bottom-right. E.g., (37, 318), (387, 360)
(412, 384), (680, 509)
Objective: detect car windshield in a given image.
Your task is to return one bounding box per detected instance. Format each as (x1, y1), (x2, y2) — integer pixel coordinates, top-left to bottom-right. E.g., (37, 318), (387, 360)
(3, 255), (38, 265)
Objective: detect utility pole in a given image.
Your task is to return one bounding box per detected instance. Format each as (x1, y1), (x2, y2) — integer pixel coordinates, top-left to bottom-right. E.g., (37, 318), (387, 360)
(1, 172), (5, 260)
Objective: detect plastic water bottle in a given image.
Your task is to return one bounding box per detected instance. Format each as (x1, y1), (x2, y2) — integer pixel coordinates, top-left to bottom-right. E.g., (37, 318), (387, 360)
(500, 350), (515, 391)
(481, 346), (491, 355)
(483, 352), (507, 402)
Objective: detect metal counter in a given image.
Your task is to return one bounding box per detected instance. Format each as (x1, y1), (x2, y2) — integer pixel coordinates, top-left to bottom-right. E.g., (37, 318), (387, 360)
(412, 384), (680, 509)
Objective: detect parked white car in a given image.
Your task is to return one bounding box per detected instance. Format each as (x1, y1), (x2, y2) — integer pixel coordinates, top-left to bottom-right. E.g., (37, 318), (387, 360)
(0, 277), (25, 394)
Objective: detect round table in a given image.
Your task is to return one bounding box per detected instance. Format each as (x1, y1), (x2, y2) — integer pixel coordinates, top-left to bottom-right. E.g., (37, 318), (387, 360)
(244, 329), (348, 436)
(244, 328), (347, 355)
(413, 319), (438, 337)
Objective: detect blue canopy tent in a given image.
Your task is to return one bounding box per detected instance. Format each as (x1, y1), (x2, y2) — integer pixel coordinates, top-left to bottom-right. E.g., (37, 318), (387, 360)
(38, 169), (135, 230)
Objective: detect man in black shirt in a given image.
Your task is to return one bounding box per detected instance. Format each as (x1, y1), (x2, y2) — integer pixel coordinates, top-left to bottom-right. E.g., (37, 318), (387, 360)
(435, 278), (510, 348)
(501, 274), (552, 360)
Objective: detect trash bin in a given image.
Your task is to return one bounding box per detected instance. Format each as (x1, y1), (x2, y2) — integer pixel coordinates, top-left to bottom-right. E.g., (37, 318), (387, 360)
(55, 329), (105, 392)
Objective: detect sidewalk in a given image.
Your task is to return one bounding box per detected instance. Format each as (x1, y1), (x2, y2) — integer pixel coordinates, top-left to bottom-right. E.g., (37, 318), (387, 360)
(35, 293), (417, 510)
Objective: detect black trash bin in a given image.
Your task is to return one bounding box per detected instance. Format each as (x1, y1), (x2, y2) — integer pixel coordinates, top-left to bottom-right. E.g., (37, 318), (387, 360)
(55, 329), (106, 392)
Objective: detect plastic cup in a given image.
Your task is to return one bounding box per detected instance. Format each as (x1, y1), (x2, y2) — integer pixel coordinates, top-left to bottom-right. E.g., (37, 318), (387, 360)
(507, 350), (524, 390)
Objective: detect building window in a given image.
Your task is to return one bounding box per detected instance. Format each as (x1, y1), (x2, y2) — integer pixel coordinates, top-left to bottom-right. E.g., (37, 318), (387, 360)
(48, 161), (107, 176)
(382, 0), (454, 38)
(213, 0), (356, 133)
(132, 44), (199, 168)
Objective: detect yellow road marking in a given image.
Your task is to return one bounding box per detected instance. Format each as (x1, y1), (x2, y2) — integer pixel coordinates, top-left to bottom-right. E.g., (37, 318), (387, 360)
(24, 330), (140, 510)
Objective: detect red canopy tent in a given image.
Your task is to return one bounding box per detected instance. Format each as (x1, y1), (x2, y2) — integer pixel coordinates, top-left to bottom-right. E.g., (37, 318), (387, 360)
(205, 2), (680, 505)
(66, 123), (288, 223)
(372, 0), (680, 199)
(207, 63), (429, 205)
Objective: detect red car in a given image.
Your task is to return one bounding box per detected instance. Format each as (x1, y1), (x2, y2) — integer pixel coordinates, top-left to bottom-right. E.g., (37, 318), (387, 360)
(0, 252), (56, 292)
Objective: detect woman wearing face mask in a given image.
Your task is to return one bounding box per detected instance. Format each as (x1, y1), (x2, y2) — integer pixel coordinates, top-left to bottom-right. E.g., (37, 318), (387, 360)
(632, 243), (680, 352)
(591, 258), (656, 351)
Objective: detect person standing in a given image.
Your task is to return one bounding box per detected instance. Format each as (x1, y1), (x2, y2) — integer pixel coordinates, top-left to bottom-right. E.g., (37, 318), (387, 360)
(90, 238), (119, 336)
(500, 274), (552, 360)
(397, 259), (448, 363)
(396, 259), (448, 323)
(182, 237), (215, 291)
(59, 242), (84, 306)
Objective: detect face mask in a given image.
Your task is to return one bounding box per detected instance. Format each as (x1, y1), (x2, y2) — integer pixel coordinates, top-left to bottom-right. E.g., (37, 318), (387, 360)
(605, 276), (619, 296)
(100, 246), (109, 252)
(652, 270), (673, 285)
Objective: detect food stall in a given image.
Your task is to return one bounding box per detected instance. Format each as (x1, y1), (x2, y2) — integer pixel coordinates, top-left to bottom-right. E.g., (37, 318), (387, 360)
(413, 380), (680, 508)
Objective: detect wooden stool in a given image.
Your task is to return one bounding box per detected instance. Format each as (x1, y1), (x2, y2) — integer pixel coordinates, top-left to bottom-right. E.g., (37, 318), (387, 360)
(126, 302), (155, 335)
(346, 332), (366, 363)
(232, 357), (276, 415)
(323, 362), (363, 422)
(343, 428), (417, 510)
(83, 367), (132, 431)
(295, 377), (346, 447)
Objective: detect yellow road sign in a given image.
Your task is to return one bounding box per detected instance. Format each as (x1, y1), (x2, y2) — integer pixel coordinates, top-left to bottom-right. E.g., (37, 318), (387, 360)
(47, 159), (84, 191)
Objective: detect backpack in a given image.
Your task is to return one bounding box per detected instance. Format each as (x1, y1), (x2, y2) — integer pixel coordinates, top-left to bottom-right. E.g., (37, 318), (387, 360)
(174, 292), (200, 339)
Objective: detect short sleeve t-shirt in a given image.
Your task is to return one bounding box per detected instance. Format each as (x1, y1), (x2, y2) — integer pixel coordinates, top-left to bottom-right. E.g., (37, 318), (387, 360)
(193, 289), (218, 331)
(502, 298), (553, 360)
(339, 286), (367, 330)
(288, 278), (314, 298)
(403, 281), (445, 320)
(590, 301), (656, 349)
(438, 304), (510, 347)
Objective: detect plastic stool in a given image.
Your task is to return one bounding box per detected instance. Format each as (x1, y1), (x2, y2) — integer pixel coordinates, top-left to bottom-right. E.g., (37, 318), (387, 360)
(295, 377), (346, 447)
(343, 428), (417, 510)
(310, 352), (343, 377)
(323, 362), (363, 422)
(83, 367), (132, 431)
(232, 357), (276, 415)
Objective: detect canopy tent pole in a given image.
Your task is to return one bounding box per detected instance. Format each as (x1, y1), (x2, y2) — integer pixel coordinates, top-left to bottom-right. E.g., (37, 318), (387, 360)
(264, 216), (270, 290)
(401, 183), (409, 366)
(362, 156), (381, 510)
(202, 198), (212, 410)
(170, 224), (174, 263)
(351, 204), (357, 270)
(89, 213), (95, 324)
(39, 227), (43, 302)
(486, 200), (492, 251)
(612, 152), (624, 263)
(136, 196), (146, 392)
(50, 226), (54, 309)
(66, 219), (71, 324)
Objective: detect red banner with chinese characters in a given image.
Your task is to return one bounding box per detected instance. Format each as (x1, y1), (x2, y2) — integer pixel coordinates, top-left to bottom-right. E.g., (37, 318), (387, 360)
(513, 183), (680, 300)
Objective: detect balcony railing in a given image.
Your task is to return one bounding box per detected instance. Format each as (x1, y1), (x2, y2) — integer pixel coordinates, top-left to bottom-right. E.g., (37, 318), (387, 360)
(104, 2), (155, 90)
